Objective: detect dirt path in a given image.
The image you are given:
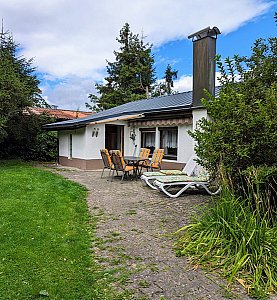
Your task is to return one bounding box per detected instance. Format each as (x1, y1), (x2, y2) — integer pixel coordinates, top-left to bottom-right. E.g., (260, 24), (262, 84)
(50, 167), (252, 300)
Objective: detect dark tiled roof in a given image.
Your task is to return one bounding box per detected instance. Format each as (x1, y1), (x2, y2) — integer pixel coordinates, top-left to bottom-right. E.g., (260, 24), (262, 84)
(44, 87), (220, 130)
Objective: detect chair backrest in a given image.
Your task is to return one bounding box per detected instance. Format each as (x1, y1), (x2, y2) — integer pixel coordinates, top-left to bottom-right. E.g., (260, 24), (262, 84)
(139, 148), (150, 159)
(193, 164), (209, 177)
(182, 155), (207, 176)
(100, 149), (112, 169)
(110, 150), (125, 171)
(151, 149), (164, 167)
(181, 155), (197, 176)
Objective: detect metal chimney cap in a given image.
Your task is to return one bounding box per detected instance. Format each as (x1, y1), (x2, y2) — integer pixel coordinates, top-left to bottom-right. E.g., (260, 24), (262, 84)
(188, 26), (221, 41)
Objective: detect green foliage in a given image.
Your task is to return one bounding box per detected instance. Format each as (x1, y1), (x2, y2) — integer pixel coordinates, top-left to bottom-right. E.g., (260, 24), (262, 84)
(163, 64), (178, 94)
(86, 23), (156, 111)
(242, 165), (277, 216)
(0, 161), (131, 300)
(0, 32), (46, 135)
(179, 27), (277, 298)
(190, 37), (277, 205)
(0, 111), (58, 161)
(176, 184), (277, 299)
(0, 30), (56, 161)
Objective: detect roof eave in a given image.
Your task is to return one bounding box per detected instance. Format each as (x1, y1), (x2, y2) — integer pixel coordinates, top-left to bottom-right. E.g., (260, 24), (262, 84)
(43, 104), (192, 131)
(43, 124), (87, 131)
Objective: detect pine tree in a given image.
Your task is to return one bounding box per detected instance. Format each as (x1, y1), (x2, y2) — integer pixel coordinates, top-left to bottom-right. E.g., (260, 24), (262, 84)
(151, 64), (178, 97)
(0, 30), (47, 140)
(86, 23), (156, 111)
(164, 64), (178, 94)
(0, 29), (54, 160)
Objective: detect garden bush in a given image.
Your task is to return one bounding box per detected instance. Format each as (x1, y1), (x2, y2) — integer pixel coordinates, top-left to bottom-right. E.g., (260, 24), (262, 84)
(178, 23), (277, 299)
(190, 37), (277, 211)
(176, 183), (277, 299)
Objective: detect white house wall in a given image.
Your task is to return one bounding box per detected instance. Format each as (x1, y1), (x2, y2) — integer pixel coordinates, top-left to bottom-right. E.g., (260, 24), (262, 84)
(58, 119), (195, 169)
(192, 108), (208, 131)
(192, 108), (208, 156)
(58, 131), (69, 157)
(85, 124), (105, 159)
(58, 128), (86, 159)
(126, 126), (139, 156)
(129, 124), (194, 164)
(73, 128), (86, 158)
(177, 124), (194, 163)
(86, 121), (132, 160)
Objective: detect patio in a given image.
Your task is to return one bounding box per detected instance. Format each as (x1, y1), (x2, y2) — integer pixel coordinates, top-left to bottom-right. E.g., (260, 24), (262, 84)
(48, 166), (251, 300)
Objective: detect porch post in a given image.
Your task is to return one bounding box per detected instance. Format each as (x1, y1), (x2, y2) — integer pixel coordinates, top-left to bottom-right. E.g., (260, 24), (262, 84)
(155, 127), (160, 150)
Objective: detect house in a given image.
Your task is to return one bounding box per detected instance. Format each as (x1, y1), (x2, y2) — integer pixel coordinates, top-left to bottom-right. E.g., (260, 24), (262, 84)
(44, 27), (221, 170)
(27, 107), (92, 121)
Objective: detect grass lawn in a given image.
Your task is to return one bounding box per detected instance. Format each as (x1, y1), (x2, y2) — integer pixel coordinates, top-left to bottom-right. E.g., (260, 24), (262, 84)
(0, 160), (130, 300)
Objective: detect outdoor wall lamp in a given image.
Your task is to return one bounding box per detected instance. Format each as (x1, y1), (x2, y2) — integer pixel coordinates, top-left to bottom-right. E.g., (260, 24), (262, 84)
(129, 128), (136, 141)
(92, 128), (99, 137)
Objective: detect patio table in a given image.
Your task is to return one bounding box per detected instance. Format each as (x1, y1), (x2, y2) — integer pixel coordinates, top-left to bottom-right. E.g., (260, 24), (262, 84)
(124, 156), (149, 179)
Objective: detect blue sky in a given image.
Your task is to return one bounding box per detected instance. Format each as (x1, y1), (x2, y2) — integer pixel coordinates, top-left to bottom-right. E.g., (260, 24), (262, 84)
(154, 7), (276, 87)
(1, 0), (276, 110)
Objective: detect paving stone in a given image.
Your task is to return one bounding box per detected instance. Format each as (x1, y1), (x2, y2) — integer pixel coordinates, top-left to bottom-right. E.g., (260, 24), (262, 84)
(46, 166), (257, 300)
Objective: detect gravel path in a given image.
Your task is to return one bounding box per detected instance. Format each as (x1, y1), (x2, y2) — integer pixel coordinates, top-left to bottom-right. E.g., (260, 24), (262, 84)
(49, 166), (253, 300)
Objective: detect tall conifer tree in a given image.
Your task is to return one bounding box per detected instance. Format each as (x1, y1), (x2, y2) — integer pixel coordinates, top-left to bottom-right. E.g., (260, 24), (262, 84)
(0, 29), (55, 160)
(164, 64), (178, 94)
(87, 23), (155, 111)
(0, 30), (46, 140)
(151, 64), (178, 96)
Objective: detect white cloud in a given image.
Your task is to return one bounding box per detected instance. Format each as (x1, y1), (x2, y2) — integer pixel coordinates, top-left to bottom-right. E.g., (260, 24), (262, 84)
(40, 75), (96, 110)
(172, 72), (226, 93)
(173, 75), (193, 92)
(0, 0), (273, 109)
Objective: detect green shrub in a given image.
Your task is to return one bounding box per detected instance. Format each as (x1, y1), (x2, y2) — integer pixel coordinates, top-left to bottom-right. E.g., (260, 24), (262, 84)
(0, 113), (57, 161)
(190, 37), (277, 211)
(176, 185), (277, 299)
(242, 166), (277, 216)
(178, 21), (277, 300)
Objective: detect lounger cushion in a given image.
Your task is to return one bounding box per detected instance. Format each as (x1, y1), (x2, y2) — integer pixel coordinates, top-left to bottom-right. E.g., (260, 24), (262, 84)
(142, 171), (164, 177)
(160, 170), (186, 175)
(155, 175), (209, 183)
(142, 170), (185, 177)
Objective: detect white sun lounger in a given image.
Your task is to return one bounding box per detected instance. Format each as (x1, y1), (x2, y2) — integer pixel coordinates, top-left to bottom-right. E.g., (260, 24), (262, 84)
(153, 174), (220, 198)
(141, 155), (197, 189)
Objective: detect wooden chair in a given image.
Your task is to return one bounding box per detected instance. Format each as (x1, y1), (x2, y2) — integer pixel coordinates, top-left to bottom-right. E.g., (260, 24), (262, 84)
(110, 150), (135, 181)
(138, 148), (150, 174)
(139, 148), (150, 159)
(141, 148), (164, 171)
(100, 149), (114, 178)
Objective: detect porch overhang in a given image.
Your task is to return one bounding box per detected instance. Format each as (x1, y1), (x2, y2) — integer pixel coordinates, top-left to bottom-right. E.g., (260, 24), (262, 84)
(129, 116), (192, 127)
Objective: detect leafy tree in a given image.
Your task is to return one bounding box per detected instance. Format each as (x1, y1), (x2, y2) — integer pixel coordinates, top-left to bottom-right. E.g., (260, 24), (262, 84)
(190, 36), (277, 201)
(0, 30), (56, 160)
(86, 23), (156, 111)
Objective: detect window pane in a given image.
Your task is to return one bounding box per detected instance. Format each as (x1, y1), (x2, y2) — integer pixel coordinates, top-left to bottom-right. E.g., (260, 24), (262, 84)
(141, 131), (155, 154)
(159, 127), (178, 160)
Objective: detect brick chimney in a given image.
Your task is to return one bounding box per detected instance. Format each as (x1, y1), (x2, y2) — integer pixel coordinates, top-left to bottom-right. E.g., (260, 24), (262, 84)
(188, 26), (221, 107)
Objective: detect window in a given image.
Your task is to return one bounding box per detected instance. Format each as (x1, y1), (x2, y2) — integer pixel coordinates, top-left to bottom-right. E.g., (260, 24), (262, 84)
(69, 134), (72, 159)
(159, 127), (178, 160)
(140, 128), (155, 154)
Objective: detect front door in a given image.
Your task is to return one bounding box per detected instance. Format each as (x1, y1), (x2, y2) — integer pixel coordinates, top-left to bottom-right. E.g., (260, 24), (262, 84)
(105, 124), (124, 153)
